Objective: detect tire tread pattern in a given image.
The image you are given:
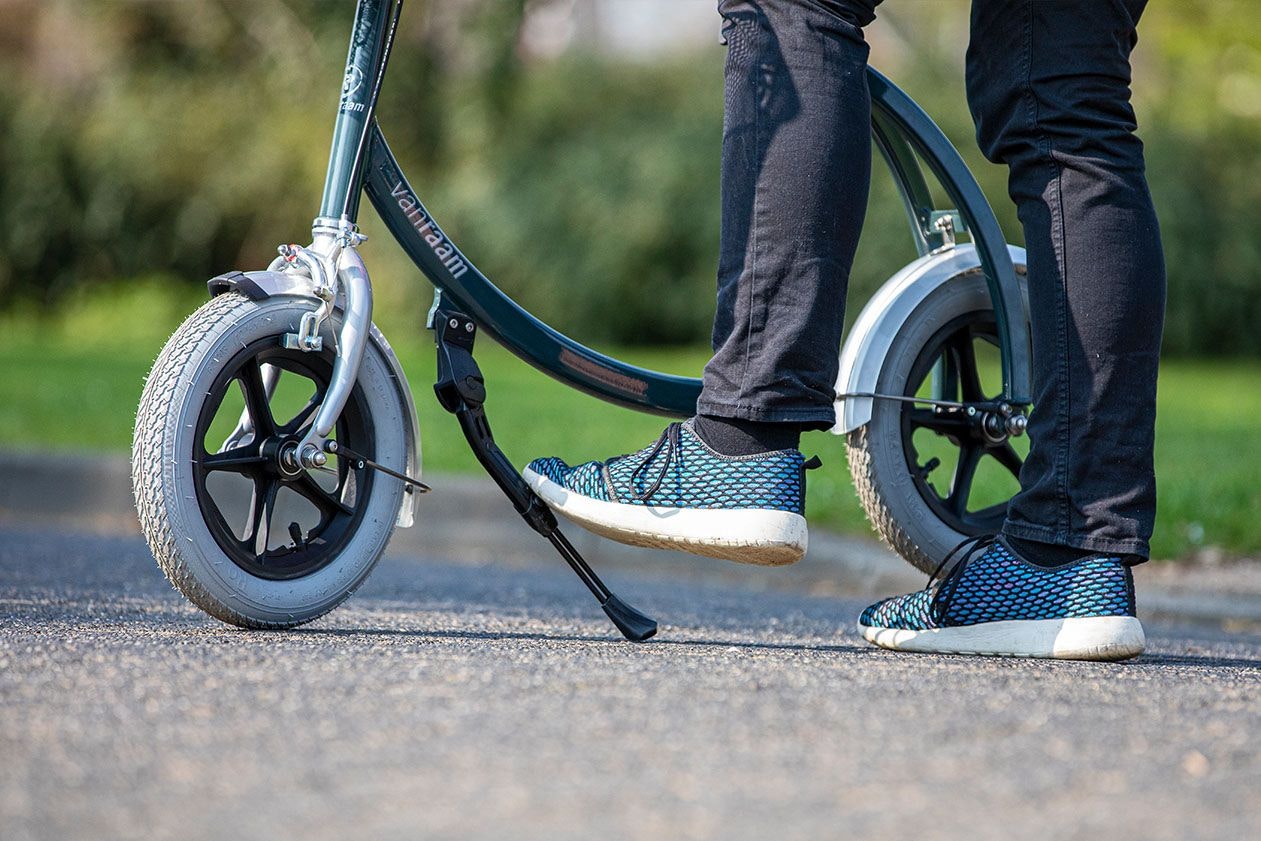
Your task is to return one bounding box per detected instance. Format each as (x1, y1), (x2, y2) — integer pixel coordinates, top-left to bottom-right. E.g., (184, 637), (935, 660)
(845, 425), (936, 574)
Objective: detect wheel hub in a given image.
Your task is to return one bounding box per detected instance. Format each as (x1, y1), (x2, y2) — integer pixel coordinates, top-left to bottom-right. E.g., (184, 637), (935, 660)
(978, 404), (1028, 445)
(271, 438), (305, 480)
(927, 403), (1027, 448)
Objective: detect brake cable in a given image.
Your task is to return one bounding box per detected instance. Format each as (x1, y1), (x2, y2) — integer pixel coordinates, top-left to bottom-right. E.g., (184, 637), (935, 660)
(323, 440), (430, 494)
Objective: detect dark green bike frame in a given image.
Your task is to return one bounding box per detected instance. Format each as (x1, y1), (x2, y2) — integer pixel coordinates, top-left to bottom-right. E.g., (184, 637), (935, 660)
(322, 0), (1032, 417)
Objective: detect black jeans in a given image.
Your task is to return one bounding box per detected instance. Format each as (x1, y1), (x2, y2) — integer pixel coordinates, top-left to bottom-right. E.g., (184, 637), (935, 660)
(698, 0), (1166, 557)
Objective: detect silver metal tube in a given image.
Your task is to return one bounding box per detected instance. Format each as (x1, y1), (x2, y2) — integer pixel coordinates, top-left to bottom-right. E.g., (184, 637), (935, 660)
(297, 245), (373, 461)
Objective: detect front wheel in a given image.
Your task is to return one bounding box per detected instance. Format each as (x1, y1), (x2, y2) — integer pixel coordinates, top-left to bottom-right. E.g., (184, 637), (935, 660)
(846, 268), (1030, 574)
(132, 292), (409, 628)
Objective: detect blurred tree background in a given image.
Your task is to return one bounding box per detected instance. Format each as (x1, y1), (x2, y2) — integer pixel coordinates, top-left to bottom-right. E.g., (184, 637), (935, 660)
(1, 0), (1259, 354)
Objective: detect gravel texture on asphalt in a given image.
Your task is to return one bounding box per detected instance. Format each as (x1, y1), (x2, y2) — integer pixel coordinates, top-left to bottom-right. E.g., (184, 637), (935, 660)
(1, 525), (1259, 841)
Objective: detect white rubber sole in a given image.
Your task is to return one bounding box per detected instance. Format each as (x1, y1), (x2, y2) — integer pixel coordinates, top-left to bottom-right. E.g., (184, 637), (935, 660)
(523, 467), (808, 566)
(858, 616), (1146, 661)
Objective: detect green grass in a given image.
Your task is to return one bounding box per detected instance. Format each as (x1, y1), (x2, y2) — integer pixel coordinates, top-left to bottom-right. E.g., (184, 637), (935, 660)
(2, 283), (1258, 561)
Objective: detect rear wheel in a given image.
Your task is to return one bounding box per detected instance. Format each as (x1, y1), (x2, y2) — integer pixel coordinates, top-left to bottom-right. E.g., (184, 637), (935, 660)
(132, 293), (408, 628)
(846, 268), (1030, 574)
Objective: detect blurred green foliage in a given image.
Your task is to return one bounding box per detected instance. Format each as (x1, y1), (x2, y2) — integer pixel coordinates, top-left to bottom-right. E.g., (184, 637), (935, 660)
(0, 0), (1259, 354)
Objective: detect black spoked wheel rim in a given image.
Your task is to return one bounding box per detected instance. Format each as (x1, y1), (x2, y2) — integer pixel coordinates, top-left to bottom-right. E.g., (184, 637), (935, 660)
(192, 339), (375, 581)
(899, 312), (1026, 536)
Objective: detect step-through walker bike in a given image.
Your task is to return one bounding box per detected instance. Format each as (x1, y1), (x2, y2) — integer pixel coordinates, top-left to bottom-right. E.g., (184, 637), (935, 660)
(133, 0), (1033, 641)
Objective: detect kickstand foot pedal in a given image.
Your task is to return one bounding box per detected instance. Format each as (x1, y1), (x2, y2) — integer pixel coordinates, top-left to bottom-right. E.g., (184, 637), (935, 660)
(432, 303), (658, 642)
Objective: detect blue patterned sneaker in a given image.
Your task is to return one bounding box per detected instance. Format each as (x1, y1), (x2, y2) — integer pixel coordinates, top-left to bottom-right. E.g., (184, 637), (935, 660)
(858, 537), (1145, 661)
(522, 419), (811, 565)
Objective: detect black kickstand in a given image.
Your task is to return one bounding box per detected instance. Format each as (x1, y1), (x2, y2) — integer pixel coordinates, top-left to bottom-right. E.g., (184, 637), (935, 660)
(431, 304), (657, 642)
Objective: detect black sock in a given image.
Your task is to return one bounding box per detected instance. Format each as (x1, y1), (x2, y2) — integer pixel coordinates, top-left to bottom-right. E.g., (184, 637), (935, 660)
(1004, 535), (1099, 568)
(693, 414), (801, 457)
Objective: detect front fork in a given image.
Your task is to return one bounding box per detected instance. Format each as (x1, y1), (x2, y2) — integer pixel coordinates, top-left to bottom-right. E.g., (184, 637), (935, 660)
(231, 214), (375, 472)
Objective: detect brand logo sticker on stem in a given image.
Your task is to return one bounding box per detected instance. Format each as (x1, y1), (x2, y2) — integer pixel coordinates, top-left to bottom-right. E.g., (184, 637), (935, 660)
(341, 65), (366, 112)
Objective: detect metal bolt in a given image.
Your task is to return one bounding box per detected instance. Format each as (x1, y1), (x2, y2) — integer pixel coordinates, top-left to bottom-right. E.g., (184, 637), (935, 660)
(966, 406), (977, 417)
(299, 444), (327, 469)
(449, 318), (459, 329)
(464, 322), (474, 333)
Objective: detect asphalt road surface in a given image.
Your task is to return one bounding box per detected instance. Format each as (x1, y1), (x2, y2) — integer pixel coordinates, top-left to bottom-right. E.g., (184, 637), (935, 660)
(2, 523), (1258, 841)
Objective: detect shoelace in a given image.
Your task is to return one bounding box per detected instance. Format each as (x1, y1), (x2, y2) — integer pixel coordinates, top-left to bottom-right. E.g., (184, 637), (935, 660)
(926, 533), (997, 623)
(629, 422), (682, 503)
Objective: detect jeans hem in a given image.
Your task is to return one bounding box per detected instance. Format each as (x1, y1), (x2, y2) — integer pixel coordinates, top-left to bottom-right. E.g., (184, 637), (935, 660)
(695, 399), (836, 426)
(1001, 519), (1149, 558)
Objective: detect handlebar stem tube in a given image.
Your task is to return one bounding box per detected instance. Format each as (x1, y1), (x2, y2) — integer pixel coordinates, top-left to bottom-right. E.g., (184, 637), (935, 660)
(319, 0), (397, 222)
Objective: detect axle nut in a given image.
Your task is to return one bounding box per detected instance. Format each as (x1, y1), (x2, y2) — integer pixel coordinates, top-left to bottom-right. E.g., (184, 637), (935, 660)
(299, 444), (328, 469)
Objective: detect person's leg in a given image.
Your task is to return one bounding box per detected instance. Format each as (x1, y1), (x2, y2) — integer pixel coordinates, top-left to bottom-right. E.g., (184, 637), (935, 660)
(696, 0), (879, 453)
(857, 0), (1162, 660)
(967, 0), (1166, 563)
(523, 0), (880, 563)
